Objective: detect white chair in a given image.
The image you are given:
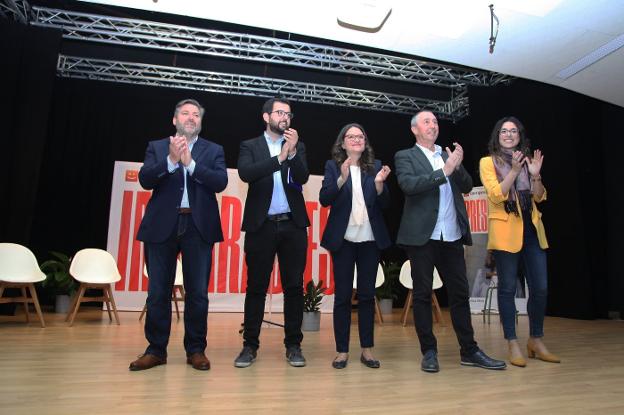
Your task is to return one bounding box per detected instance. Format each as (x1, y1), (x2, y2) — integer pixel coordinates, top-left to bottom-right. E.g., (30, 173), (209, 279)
(399, 260), (444, 326)
(66, 248), (122, 326)
(0, 243), (46, 327)
(139, 259), (185, 321)
(352, 263), (385, 324)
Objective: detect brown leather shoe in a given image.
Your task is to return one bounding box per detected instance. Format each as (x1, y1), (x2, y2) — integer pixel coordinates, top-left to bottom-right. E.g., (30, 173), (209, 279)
(187, 352), (211, 370)
(129, 354), (167, 371)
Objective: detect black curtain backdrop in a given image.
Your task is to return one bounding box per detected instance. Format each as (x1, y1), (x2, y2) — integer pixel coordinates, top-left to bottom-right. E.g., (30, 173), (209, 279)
(0, 21), (60, 245)
(2, 21), (622, 319)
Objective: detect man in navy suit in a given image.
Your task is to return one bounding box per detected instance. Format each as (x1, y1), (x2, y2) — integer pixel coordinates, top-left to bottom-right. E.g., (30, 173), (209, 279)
(129, 99), (228, 371)
(234, 97), (310, 368)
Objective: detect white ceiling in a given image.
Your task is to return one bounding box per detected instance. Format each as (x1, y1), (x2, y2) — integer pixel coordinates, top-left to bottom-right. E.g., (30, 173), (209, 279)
(80, 0), (624, 107)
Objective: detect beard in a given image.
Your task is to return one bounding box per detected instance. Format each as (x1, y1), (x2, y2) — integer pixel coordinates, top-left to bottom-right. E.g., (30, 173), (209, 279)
(176, 121), (201, 138)
(268, 118), (288, 135)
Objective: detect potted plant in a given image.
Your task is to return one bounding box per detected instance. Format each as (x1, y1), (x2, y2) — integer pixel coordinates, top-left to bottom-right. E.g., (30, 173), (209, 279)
(40, 251), (78, 313)
(376, 261), (400, 314)
(302, 279), (327, 331)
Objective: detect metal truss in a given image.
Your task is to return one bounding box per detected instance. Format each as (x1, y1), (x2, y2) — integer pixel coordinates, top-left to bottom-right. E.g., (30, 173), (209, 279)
(57, 55), (468, 120)
(0, 0), (30, 23)
(33, 6), (510, 89)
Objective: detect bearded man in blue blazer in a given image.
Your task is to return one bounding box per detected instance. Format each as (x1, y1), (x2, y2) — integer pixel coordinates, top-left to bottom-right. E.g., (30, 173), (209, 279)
(129, 99), (228, 371)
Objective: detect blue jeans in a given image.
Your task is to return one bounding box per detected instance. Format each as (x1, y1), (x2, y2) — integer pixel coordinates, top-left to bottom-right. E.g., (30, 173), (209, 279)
(144, 213), (213, 357)
(492, 226), (548, 340)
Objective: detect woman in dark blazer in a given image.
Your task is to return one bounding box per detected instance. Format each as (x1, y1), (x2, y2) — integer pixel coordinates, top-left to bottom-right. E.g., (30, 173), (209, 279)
(319, 123), (391, 369)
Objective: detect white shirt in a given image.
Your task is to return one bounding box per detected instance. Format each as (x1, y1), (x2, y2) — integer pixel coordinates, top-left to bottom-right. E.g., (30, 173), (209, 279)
(342, 165), (374, 243)
(416, 143), (461, 242)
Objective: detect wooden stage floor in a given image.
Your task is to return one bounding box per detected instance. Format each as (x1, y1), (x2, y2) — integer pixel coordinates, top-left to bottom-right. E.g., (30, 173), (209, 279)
(1, 308), (623, 415)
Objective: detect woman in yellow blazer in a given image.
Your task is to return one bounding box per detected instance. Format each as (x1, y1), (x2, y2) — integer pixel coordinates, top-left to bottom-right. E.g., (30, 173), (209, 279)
(479, 116), (560, 368)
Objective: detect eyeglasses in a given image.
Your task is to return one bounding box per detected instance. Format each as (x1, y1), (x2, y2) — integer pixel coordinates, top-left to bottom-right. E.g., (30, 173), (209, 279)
(499, 128), (519, 135)
(270, 110), (294, 119)
(345, 134), (365, 142)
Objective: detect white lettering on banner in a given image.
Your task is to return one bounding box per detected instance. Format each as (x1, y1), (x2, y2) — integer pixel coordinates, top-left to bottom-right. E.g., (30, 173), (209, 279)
(106, 162), (334, 312)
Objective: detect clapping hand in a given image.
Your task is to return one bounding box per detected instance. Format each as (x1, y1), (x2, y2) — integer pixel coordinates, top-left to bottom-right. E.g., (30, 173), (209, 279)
(443, 142), (464, 176)
(169, 135), (186, 164)
(510, 150), (526, 173)
(340, 157), (353, 182)
(283, 128), (299, 157)
(526, 149), (543, 176)
(375, 165), (391, 183)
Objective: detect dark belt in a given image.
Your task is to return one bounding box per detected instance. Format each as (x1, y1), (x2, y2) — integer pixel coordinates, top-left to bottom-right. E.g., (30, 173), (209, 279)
(178, 207), (192, 214)
(267, 212), (292, 222)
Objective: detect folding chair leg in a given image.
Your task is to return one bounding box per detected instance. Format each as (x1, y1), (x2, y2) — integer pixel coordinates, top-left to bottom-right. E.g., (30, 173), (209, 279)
(178, 286), (186, 319)
(484, 287), (496, 324)
(173, 286), (180, 320)
(374, 297), (384, 324)
(66, 291), (80, 322)
(68, 284), (86, 326)
(106, 285), (121, 325)
(401, 290), (413, 326)
(28, 283), (45, 328)
(103, 289), (113, 322)
(139, 303), (147, 321)
(21, 286), (30, 323)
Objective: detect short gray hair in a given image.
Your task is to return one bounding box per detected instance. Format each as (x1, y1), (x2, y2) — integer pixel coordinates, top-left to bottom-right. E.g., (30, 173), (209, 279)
(174, 99), (205, 118)
(410, 110), (434, 126)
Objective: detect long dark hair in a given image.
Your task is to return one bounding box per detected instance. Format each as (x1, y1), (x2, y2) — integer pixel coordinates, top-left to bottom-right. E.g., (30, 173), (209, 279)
(487, 116), (531, 158)
(487, 116), (533, 216)
(331, 123), (375, 173)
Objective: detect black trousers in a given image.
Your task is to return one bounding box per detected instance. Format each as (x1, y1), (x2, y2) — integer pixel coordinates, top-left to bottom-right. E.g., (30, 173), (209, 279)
(331, 240), (379, 353)
(405, 239), (478, 357)
(243, 218), (307, 350)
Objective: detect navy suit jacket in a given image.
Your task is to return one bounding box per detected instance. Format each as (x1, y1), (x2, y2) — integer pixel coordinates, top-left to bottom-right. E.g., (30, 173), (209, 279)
(238, 135), (310, 233)
(136, 137), (228, 244)
(319, 159), (391, 252)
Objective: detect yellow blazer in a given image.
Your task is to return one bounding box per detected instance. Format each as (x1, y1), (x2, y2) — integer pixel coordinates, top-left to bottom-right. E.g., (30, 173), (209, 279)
(479, 156), (548, 253)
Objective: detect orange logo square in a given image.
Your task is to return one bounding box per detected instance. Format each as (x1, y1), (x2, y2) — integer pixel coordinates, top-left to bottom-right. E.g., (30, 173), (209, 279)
(125, 170), (138, 182)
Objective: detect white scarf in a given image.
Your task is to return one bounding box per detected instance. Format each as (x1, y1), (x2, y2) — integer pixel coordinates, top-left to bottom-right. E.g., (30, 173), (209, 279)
(348, 165), (367, 226)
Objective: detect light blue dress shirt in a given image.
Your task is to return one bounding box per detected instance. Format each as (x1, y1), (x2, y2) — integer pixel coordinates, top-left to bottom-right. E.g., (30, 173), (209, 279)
(167, 136), (197, 209)
(416, 143), (461, 242)
(264, 132), (292, 215)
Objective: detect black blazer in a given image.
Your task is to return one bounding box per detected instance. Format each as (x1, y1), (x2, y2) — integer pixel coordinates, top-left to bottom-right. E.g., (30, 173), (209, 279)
(319, 159), (391, 252)
(136, 137), (228, 244)
(394, 144), (473, 247)
(238, 135), (310, 232)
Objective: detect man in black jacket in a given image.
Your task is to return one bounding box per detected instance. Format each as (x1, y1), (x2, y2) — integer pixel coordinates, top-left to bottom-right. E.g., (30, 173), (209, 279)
(234, 97), (310, 368)
(395, 110), (505, 373)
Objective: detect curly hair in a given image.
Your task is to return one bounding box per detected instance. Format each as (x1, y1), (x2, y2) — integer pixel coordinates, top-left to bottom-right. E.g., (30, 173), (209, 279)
(487, 116), (531, 157)
(331, 123), (375, 173)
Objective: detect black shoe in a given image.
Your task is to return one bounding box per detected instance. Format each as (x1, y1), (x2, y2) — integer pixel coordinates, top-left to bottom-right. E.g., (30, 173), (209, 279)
(332, 356), (348, 369)
(461, 349), (507, 370)
(360, 354), (380, 369)
(234, 346), (257, 368)
(286, 346), (306, 367)
(421, 349), (439, 373)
